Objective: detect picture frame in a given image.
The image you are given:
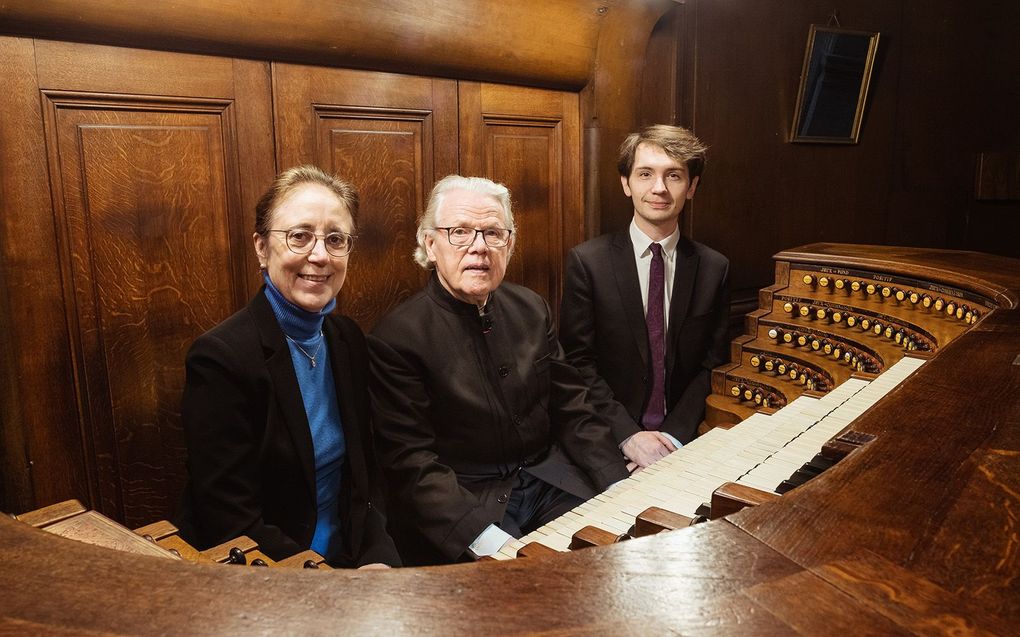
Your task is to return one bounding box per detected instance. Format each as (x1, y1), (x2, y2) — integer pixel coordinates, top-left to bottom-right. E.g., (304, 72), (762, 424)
(790, 25), (880, 144)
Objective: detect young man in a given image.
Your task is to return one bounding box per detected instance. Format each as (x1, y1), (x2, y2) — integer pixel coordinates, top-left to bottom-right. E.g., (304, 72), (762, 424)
(560, 125), (730, 470)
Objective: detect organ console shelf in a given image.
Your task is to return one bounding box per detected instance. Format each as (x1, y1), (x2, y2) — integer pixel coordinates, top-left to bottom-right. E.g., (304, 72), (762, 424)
(707, 246), (994, 429)
(12, 499), (328, 569)
(0, 244), (1017, 634)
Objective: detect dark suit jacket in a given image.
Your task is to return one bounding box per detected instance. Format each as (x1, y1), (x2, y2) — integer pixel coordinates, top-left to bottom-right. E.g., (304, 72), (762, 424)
(560, 231), (730, 445)
(174, 290), (400, 567)
(368, 274), (629, 564)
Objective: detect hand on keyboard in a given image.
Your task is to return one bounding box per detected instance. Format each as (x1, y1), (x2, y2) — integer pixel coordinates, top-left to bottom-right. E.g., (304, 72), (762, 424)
(621, 431), (677, 469)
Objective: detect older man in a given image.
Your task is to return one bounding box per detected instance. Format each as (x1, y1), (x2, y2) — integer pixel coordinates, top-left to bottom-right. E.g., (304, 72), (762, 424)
(368, 175), (628, 565)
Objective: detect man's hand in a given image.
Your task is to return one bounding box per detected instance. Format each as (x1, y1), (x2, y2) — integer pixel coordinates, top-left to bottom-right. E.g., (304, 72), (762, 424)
(357, 562), (391, 570)
(621, 431), (677, 468)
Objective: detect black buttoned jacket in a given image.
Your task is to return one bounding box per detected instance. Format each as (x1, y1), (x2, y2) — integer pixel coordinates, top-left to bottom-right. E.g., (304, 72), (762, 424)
(368, 274), (628, 564)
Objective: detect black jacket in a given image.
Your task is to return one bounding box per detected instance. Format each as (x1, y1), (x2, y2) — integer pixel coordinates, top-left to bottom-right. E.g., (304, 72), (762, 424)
(560, 232), (730, 444)
(368, 274), (628, 564)
(175, 290), (400, 567)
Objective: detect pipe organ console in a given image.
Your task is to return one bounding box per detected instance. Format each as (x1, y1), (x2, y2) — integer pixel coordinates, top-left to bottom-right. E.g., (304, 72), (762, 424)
(2, 244), (1018, 634)
(492, 243), (1012, 559)
(706, 244), (989, 425)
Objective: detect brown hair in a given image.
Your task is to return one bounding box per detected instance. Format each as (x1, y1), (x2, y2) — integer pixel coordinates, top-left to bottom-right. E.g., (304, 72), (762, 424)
(254, 165), (359, 234)
(617, 125), (707, 180)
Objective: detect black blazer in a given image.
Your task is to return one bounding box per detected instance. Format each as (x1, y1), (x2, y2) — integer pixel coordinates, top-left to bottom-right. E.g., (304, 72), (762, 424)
(174, 290), (399, 567)
(560, 231), (730, 444)
(368, 274), (629, 564)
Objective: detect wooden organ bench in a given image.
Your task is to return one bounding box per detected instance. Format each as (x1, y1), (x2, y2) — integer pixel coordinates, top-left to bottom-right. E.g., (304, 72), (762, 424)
(1, 243), (1017, 634)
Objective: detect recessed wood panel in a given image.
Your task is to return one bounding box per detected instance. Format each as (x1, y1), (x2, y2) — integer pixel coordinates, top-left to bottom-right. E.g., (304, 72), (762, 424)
(485, 123), (559, 303)
(316, 110), (432, 328)
(0, 39), (274, 522)
(273, 64), (458, 330)
(459, 82), (582, 313)
(44, 94), (247, 526)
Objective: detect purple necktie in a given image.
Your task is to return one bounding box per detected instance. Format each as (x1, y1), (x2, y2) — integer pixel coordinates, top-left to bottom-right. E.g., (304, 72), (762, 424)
(642, 242), (666, 429)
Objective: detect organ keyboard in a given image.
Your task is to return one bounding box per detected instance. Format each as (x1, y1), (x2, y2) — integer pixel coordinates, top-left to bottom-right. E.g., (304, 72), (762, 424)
(495, 356), (927, 558)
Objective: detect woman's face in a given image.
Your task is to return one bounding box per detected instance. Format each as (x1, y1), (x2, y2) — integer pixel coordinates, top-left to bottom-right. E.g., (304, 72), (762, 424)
(253, 183), (354, 312)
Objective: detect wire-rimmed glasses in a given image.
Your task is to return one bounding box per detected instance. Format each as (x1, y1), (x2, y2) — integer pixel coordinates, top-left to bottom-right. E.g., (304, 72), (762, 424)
(267, 229), (356, 257)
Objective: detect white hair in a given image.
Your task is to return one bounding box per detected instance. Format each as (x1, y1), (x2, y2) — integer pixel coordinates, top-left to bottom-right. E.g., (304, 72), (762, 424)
(414, 175), (515, 269)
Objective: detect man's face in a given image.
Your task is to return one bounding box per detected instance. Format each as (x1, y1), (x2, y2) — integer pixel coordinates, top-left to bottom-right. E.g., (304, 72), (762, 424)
(425, 188), (513, 307)
(622, 142), (699, 237)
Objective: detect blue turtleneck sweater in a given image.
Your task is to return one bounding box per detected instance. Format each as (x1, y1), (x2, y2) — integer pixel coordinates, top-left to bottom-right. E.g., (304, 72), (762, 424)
(263, 273), (346, 560)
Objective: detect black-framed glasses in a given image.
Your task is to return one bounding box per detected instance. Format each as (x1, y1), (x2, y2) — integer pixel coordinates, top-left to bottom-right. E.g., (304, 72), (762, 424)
(434, 226), (513, 248)
(267, 229), (356, 257)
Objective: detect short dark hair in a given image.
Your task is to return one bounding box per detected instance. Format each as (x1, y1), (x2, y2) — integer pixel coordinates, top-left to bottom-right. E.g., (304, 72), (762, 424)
(617, 125), (707, 180)
(254, 165), (359, 235)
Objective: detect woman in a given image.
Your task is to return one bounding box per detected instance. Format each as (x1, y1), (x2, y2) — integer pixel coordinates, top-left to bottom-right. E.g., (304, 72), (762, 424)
(175, 165), (399, 568)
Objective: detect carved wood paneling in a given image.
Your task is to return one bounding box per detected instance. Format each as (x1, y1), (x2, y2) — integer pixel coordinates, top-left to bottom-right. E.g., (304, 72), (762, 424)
(317, 108), (433, 328)
(459, 83), (582, 314)
(2, 37), (588, 528)
(273, 64), (458, 330)
(42, 93), (249, 526)
(0, 39), (274, 523)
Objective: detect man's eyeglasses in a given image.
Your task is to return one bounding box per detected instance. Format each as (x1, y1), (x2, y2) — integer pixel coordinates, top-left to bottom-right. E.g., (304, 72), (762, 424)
(434, 226), (513, 248)
(267, 229), (356, 257)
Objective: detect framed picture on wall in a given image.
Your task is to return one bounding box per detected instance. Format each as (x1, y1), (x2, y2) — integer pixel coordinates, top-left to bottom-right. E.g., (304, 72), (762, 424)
(790, 25), (880, 144)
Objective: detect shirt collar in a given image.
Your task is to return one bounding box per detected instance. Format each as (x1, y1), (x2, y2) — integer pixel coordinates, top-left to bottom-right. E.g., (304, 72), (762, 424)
(629, 219), (680, 259)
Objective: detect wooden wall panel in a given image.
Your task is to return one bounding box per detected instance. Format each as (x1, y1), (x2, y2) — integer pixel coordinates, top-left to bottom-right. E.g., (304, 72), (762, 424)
(636, 0), (1020, 314)
(0, 40), (275, 523)
(43, 95), (248, 526)
(321, 113), (435, 328)
(459, 83), (582, 314)
(273, 64), (459, 330)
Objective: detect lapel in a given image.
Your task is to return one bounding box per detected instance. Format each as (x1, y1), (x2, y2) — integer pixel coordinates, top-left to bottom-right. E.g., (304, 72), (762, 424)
(251, 291), (317, 501)
(666, 236), (700, 369)
(610, 230), (649, 367)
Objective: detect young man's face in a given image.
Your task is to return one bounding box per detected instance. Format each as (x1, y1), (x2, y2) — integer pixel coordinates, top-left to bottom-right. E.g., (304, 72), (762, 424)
(622, 142), (699, 237)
